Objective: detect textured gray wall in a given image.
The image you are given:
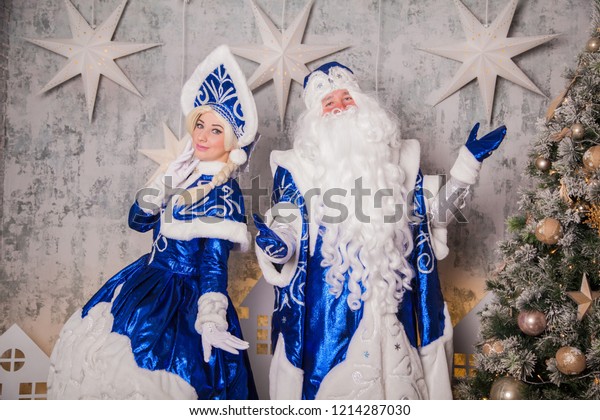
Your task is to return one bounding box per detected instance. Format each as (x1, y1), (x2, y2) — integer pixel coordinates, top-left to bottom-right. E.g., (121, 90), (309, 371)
(0, 0), (591, 367)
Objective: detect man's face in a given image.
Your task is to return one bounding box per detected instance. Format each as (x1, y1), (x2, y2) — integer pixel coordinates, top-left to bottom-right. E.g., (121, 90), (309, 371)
(321, 89), (357, 115)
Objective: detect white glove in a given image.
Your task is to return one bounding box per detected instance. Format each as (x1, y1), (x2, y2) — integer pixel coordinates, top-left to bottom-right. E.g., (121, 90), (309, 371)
(163, 139), (200, 192)
(136, 140), (200, 214)
(199, 322), (250, 363)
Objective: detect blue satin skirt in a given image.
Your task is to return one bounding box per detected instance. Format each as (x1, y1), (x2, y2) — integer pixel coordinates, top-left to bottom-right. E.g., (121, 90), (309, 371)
(81, 254), (257, 400)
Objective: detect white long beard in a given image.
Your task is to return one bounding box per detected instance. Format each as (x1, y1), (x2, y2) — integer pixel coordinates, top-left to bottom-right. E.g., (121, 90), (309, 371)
(294, 93), (415, 313)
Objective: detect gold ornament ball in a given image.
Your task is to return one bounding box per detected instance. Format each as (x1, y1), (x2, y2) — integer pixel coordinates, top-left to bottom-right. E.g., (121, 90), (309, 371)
(518, 310), (547, 336)
(570, 123), (585, 140)
(583, 145), (600, 171)
(535, 218), (563, 245)
(586, 37), (600, 52)
(482, 339), (505, 356)
(490, 377), (526, 400)
(535, 156), (552, 172)
(556, 346), (586, 375)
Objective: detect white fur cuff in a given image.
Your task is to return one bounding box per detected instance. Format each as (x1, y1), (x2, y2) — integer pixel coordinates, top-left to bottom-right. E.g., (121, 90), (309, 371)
(195, 292), (228, 334)
(255, 206), (302, 287)
(450, 146), (482, 185)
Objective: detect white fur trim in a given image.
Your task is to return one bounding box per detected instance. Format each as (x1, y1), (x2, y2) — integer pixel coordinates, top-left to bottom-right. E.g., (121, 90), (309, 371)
(398, 139), (421, 194)
(160, 215), (249, 252)
(269, 334), (304, 400)
(255, 206), (302, 287)
(48, 287), (197, 399)
(423, 175), (449, 260)
(229, 149), (247, 166)
(303, 65), (361, 110)
(196, 161), (226, 175)
(316, 290), (429, 399)
(450, 146), (482, 185)
(195, 292), (228, 333)
(180, 45), (258, 148)
(418, 303), (454, 400)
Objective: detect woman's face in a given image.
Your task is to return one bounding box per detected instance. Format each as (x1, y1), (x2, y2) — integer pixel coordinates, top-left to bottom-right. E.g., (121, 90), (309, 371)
(192, 111), (230, 162)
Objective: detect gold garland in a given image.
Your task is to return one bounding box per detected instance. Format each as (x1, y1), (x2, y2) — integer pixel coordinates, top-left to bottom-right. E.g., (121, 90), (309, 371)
(585, 203), (600, 235)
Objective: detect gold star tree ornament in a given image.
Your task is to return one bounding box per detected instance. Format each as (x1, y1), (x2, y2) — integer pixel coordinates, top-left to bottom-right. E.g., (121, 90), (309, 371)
(230, 0), (348, 123)
(139, 123), (188, 184)
(567, 274), (600, 321)
(25, 0), (161, 122)
(420, 0), (558, 123)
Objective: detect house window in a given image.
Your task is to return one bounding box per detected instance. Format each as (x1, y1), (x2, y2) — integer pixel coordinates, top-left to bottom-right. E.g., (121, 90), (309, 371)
(18, 382), (47, 400)
(453, 353), (476, 378)
(256, 314), (271, 355)
(0, 348), (25, 372)
(238, 306), (249, 320)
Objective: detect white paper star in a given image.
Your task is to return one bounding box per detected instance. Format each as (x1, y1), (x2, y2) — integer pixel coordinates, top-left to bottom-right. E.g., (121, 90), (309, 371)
(230, 0), (348, 122)
(421, 0), (558, 122)
(25, 0), (161, 122)
(139, 123), (188, 183)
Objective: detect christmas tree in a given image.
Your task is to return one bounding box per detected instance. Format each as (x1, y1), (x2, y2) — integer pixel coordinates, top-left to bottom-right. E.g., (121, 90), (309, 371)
(455, 1), (600, 400)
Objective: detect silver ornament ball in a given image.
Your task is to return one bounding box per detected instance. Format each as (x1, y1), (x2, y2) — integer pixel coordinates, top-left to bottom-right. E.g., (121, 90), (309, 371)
(518, 310), (547, 336)
(570, 123), (585, 140)
(490, 377), (526, 400)
(586, 37), (600, 52)
(535, 156), (551, 172)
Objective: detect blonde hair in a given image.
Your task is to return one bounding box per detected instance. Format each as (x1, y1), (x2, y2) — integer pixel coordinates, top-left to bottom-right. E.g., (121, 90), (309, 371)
(178, 106), (241, 207)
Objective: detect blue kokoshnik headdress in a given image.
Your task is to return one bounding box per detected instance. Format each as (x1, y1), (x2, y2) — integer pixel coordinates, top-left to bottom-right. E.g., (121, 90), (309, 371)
(181, 45), (258, 165)
(303, 61), (361, 110)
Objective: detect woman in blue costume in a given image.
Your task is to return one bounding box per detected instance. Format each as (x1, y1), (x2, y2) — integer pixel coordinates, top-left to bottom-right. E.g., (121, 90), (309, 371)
(48, 46), (259, 400)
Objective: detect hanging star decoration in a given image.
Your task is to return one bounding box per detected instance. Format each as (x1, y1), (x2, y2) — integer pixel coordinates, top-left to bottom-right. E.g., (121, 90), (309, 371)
(25, 0), (161, 122)
(230, 0), (348, 122)
(567, 273), (600, 321)
(420, 0), (558, 122)
(139, 123), (188, 183)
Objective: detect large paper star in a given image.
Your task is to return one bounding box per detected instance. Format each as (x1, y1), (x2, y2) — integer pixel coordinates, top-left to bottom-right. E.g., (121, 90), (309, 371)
(567, 273), (600, 321)
(420, 0), (558, 122)
(25, 0), (161, 122)
(139, 123), (188, 183)
(230, 0), (348, 122)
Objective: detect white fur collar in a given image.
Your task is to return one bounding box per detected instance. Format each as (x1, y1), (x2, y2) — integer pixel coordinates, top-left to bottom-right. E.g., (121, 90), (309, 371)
(195, 161), (226, 175)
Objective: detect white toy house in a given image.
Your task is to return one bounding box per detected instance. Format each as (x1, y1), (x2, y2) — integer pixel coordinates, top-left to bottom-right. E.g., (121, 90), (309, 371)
(239, 278), (274, 400)
(451, 292), (494, 380)
(0, 324), (50, 399)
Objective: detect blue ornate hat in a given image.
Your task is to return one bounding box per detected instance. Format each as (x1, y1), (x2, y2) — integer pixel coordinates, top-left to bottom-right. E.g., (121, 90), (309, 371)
(303, 61), (360, 109)
(181, 45), (258, 152)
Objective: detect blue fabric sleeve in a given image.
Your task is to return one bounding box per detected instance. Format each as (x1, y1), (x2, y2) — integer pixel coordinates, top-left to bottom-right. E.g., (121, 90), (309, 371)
(198, 238), (233, 296)
(128, 201), (160, 233)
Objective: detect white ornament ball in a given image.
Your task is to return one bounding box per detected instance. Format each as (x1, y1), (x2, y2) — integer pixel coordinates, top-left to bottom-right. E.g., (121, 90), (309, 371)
(229, 149), (247, 166)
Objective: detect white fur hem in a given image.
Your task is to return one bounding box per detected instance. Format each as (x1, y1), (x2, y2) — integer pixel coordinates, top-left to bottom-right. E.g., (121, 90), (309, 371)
(48, 287), (197, 399)
(418, 303), (454, 400)
(160, 215), (250, 252)
(269, 334), (304, 400)
(255, 206), (302, 287)
(195, 292), (228, 333)
(450, 146), (481, 185)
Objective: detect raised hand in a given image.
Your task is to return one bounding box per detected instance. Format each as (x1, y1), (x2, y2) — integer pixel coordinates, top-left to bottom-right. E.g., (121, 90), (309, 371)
(253, 213), (289, 261)
(164, 139), (200, 189)
(199, 322), (249, 363)
(464, 123), (507, 162)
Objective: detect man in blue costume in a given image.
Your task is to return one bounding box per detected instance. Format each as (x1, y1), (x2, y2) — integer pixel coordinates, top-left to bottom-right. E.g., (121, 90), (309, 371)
(254, 62), (506, 399)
